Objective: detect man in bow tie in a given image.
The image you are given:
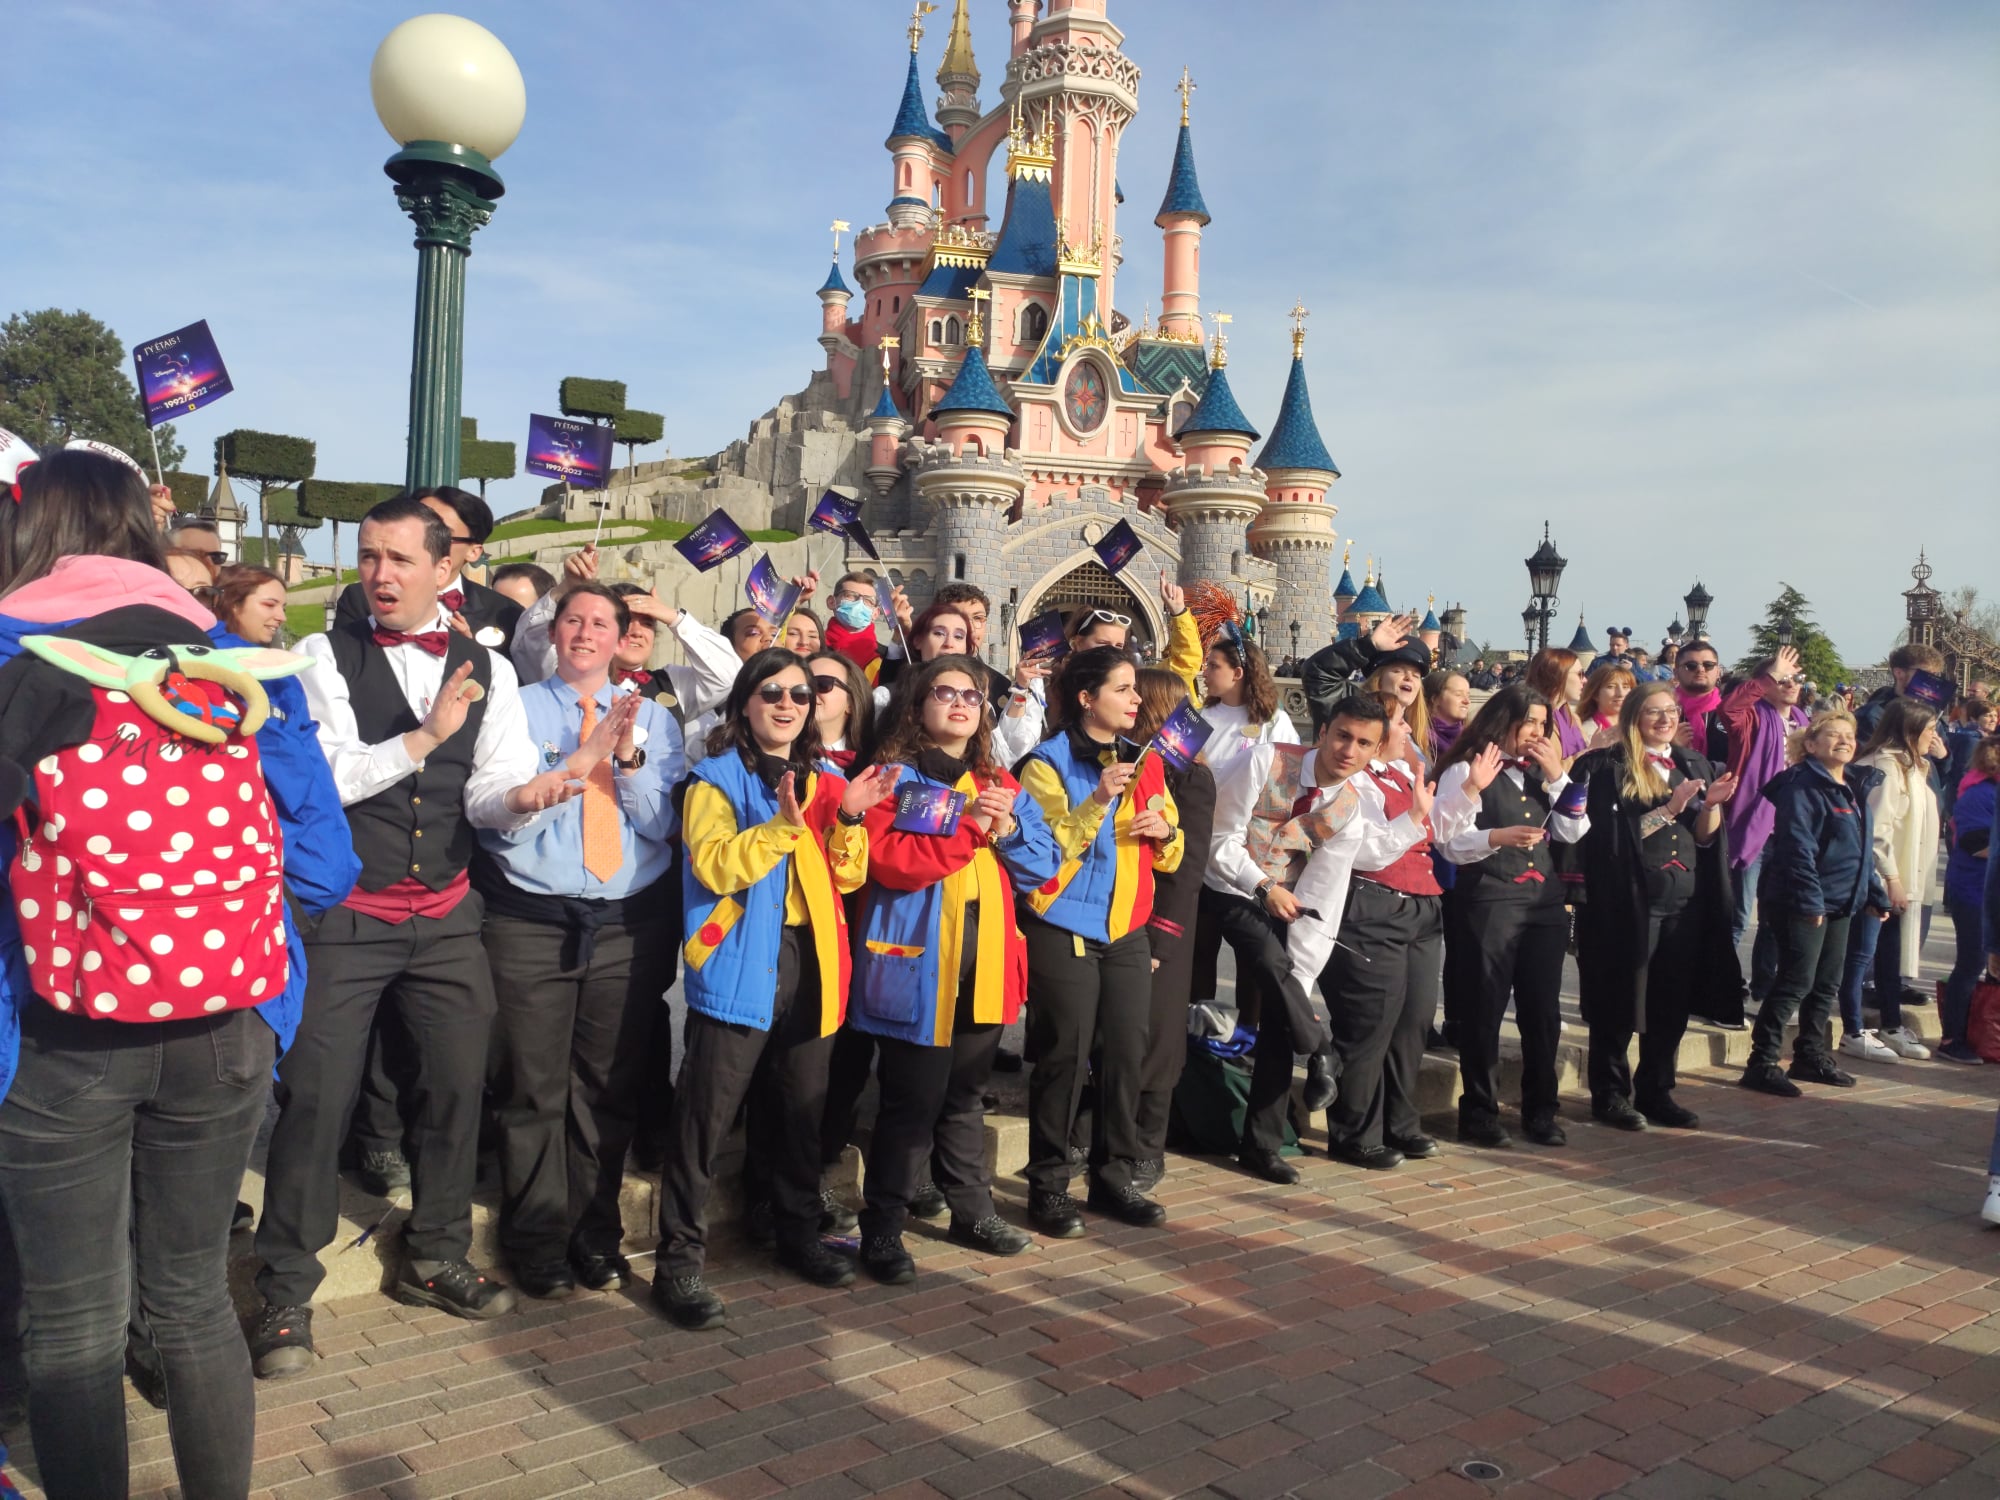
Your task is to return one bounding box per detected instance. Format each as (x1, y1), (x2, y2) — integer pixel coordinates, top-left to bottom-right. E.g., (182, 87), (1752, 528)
(252, 498), (587, 1379)
(334, 486), (525, 652)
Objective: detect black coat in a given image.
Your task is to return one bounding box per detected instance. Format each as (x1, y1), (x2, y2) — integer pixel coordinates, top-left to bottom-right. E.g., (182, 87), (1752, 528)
(1147, 760), (1215, 996)
(1571, 744), (1744, 1031)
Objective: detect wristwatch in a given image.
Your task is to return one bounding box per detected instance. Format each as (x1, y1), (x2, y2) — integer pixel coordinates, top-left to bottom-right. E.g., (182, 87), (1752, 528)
(1254, 879), (1274, 909)
(612, 748), (646, 771)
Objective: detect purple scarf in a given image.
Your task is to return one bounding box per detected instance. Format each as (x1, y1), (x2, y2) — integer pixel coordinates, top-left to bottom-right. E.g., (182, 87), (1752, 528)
(1429, 716), (1464, 763)
(1726, 700), (1806, 869)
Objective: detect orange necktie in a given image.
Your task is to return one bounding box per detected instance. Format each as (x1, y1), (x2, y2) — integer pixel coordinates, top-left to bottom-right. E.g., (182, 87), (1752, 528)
(577, 693), (624, 882)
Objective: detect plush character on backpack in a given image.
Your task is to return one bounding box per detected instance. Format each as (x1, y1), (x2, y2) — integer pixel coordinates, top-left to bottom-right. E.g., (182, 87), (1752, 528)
(0, 605), (309, 1023)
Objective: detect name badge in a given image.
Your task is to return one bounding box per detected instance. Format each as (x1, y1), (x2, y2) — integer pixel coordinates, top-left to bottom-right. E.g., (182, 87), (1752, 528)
(540, 740), (562, 767)
(475, 626), (506, 648)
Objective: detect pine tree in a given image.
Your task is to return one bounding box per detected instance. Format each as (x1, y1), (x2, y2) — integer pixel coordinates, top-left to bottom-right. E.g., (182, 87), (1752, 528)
(1736, 583), (1847, 688)
(0, 308), (186, 470)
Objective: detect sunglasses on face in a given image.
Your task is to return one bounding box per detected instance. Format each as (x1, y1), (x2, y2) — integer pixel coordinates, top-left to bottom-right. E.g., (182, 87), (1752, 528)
(755, 683), (815, 707)
(929, 684), (985, 708)
(1772, 675), (1801, 687)
(811, 674), (848, 697)
(1678, 660), (1717, 671)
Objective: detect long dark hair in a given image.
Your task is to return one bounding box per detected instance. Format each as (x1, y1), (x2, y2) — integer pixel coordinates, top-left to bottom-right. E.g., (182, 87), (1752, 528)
(1047, 645), (1135, 736)
(706, 647), (825, 768)
(1433, 684), (1551, 781)
(0, 449), (166, 595)
(873, 654), (1001, 779)
(807, 650), (874, 751)
(1207, 637), (1277, 724)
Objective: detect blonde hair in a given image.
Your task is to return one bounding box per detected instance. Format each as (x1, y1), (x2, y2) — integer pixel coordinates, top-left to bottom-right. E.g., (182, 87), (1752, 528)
(1788, 706), (1856, 764)
(1617, 681), (1679, 802)
(1366, 662), (1431, 765)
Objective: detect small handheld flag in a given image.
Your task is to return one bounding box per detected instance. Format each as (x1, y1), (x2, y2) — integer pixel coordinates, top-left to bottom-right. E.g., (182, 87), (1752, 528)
(525, 415), (615, 489)
(1092, 518), (1142, 576)
(892, 782), (967, 836)
(745, 554), (803, 625)
(1017, 608), (1068, 664)
(673, 508), (753, 572)
(1150, 697), (1215, 772)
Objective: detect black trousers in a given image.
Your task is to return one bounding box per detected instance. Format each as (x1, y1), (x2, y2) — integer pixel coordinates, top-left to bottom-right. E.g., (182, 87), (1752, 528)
(1439, 885), (1471, 1045)
(1324, 884), (1442, 1150)
(1023, 913), (1150, 1195)
(1199, 891), (1302, 1155)
(256, 896), (496, 1307)
(1586, 904), (1694, 1108)
(819, 1027), (880, 1172)
(1750, 911), (1852, 1071)
(484, 911), (673, 1265)
(1448, 888), (1566, 1127)
(347, 1011), (412, 1161)
(658, 929), (832, 1277)
(1136, 948), (1194, 1164)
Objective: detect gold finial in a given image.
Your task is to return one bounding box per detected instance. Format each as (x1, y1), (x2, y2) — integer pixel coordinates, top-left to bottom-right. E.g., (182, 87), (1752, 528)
(938, 0), (978, 84)
(967, 287), (989, 345)
(1342, 540), (1352, 569)
(1288, 300), (1309, 359)
(830, 219), (850, 259)
(1365, 555), (1375, 586)
(1177, 66), (1196, 127)
(880, 336), (900, 380)
(1208, 311), (1232, 369)
(907, 0), (937, 53)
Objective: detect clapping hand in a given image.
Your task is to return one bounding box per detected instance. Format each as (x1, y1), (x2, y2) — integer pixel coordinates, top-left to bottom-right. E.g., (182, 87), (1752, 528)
(1666, 778), (1706, 818)
(506, 768), (586, 813)
(842, 763), (902, 817)
(776, 771), (804, 826)
(970, 783), (1015, 834)
(1410, 777), (1436, 826)
(569, 692), (642, 773)
(1465, 742), (1506, 795)
(1704, 770), (1739, 806)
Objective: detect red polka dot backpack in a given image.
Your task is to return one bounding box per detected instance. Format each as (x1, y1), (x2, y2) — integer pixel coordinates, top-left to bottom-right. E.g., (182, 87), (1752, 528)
(6, 628), (310, 1022)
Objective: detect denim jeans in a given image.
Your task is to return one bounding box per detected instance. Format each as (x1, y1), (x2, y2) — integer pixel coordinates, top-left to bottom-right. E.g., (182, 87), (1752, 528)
(0, 1002), (273, 1500)
(1750, 910), (1851, 1071)
(1731, 853), (1781, 998)
(1944, 898), (1986, 1045)
(1989, 1103), (2000, 1176)
(1838, 910), (1884, 1036)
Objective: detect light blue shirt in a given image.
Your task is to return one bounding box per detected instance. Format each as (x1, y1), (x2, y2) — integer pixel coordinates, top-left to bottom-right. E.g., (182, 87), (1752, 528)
(479, 675), (687, 900)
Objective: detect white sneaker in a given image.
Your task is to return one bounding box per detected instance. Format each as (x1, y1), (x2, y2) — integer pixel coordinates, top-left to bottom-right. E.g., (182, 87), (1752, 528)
(1838, 1030), (1899, 1063)
(1876, 1026), (1931, 1061)
(1984, 1176), (2000, 1227)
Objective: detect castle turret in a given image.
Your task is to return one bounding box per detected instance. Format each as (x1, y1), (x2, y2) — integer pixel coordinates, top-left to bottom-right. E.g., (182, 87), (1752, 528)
(885, 11), (952, 230)
(816, 223), (858, 398)
(1249, 306), (1341, 653)
(914, 305), (1025, 609)
(1164, 321), (1263, 588)
(1419, 601), (1442, 660)
(1347, 564), (1391, 638)
(1155, 70), (1210, 343)
(1334, 544), (1358, 620)
(1568, 615), (1595, 656)
(1009, 0), (1037, 58)
(935, 0), (981, 136)
(866, 339), (909, 495)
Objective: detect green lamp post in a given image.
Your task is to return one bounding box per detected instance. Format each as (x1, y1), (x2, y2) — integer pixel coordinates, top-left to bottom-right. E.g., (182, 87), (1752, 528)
(370, 14), (527, 490)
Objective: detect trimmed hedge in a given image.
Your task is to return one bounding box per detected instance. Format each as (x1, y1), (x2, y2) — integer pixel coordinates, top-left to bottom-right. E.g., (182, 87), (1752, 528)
(262, 488), (323, 530)
(162, 471), (210, 514)
(461, 416), (480, 441)
(217, 430), (316, 485)
(614, 408), (664, 447)
(461, 437), (517, 483)
(296, 479), (401, 523)
(559, 378), (626, 421)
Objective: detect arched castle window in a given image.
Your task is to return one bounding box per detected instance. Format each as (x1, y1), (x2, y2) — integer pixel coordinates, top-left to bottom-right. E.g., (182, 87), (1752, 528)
(901, 162), (912, 188)
(1231, 550), (1243, 574)
(1019, 303), (1049, 344)
(929, 319), (943, 345)
(965, 169), (976, 206)
(944, 317), (961, 346)
(932, 182), (942, 209)
(893, 296), (901, 312)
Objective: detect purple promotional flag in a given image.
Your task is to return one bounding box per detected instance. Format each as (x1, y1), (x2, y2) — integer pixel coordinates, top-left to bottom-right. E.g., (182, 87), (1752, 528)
(1904, 669), (1955, 713)
(1551, 779), (1590, 820)
(808, 490), (860, 536)
(525, 414), (615, 489)
(1092, 518), (1142, 576)
(745, 553), (802, 624)
(133, 320), (233, 428)
(892, 783), (967, 836)
(1017, 608), (1069, 664)
(1150, 697), (1215, 772)
(673, 508), (752, 572)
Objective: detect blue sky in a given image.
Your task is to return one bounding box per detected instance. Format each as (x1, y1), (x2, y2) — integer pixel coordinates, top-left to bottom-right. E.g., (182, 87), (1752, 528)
(7, 1), (1995, 664)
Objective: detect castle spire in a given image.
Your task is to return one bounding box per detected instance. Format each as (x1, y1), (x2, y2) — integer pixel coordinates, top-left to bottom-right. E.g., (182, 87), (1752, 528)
(938, 0), (977, 87)
(1156, 72), (1211, 343)
(1255, 307), (1339, 477)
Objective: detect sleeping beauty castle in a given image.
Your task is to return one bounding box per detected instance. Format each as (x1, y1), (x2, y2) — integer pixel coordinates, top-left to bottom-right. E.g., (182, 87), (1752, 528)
(598, 0), (1457, 659)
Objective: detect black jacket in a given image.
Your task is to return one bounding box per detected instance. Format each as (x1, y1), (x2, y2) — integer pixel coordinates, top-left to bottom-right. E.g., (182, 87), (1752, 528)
(1299, 636), (1386, 732)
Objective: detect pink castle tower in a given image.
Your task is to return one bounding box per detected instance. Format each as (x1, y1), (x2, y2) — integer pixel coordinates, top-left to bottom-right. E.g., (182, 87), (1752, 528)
(816, 220), (859, 401)
(866, 338), (909, 495)
(1156, 70), (1209, 343)
(1248, 304), (1341, 651)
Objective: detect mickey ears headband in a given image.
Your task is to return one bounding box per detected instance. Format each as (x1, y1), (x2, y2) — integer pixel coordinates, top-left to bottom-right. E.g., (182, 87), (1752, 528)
(0, 431), (146, 503)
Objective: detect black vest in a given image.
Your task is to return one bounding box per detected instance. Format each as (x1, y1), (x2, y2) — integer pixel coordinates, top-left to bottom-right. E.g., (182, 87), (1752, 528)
(1458, 769), (1556, 897)
(329, 618), (493, 892)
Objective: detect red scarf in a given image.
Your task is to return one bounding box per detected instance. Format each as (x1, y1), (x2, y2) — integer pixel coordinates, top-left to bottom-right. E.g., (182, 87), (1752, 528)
(823, 617), (880, 673)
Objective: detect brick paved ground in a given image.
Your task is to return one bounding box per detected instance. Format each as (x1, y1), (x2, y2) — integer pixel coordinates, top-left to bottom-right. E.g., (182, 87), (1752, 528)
(8, 1021), (1993, 1500)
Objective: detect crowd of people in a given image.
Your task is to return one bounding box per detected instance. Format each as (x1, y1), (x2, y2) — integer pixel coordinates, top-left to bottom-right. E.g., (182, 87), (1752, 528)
(0, 450), (1993, 1500)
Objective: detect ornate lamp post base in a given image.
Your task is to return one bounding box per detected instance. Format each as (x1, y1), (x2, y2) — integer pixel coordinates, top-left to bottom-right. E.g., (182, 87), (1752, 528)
(386, 141), (504, 490)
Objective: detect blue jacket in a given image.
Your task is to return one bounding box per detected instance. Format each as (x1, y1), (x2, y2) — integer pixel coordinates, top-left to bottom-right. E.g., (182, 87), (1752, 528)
(1945, 778), (1995, 913)
(1757, 759), (1888, 919)
(0, 616), (358, 1105)
(1016, 730), (1183, 944)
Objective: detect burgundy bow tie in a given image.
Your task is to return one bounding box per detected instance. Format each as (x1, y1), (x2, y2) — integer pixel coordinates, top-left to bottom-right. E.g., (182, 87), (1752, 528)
(440, 588), (465, 614)
(1646, 751), (1674, 769)
(372, 627), (450, 657)
(615, 668), (652, 687)
(1506, 757), (1533, 772)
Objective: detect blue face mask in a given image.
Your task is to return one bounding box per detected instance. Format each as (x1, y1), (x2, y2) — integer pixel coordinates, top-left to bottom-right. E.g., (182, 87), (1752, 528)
(832, 598), (873, 630)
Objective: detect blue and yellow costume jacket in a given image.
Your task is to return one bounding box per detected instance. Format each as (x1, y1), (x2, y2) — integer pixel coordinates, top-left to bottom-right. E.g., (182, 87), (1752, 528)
(1017, 727), (1185, 944)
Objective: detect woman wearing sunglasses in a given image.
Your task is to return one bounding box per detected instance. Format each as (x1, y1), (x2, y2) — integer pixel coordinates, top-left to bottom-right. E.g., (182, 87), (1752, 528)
(842, 657), (1061, 1282)
(1017, 647), (1185, 1236)
(808, 652), (874, 773)
(652, 649), (898, 1330)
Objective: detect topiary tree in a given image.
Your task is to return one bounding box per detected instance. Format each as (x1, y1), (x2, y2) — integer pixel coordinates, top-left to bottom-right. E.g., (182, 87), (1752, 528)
(160, 470), (210, 515)
(613, 408), (664, 488)
(297, 479), (400, 588)
(459, 416), (517, 498)
(217, 429), (316, 571)
(558, 378), (626, 423)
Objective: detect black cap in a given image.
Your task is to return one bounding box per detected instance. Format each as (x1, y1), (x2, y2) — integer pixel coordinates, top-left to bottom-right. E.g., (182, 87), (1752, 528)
(1373, 640), (1432, 672)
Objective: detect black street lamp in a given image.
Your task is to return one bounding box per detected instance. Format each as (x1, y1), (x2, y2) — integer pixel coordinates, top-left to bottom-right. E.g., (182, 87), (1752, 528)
(1683, 581), (1713, 640)
(1666, 617), (1685, 645)
(370, 16), (526, 490)
(1523, 521), (1566, 652)
(1289, 619), (1300, 664)
(1522, 603), (1540, 655)
(1776, 615), (1795, 649)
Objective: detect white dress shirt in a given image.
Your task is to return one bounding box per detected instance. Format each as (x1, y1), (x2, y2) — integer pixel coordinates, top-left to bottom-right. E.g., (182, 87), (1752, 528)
(1432, 761), (1590, 864)
(1208, 739), (1427, 902)
(1284, 762), (1432, 990)
(1199, 700), (1300, 789)
(991, 679), (1047, 770)
(297, 605), (540, 833)
(511, 589), (743, 718)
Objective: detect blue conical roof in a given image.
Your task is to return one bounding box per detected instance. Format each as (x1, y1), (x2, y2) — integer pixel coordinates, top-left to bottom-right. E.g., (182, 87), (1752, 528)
(931, 344), (1015, 420)
(1155, 124), (1210, 226)
(989, 172), (1058, 276)
(1255, 355), (1338, 474)
(818, 260), (851, 296)
(1568, 620), (1595, 654)
(1337, 620), (1361, 640)
(1175, 364), (1258, 440)
(1420, 607), (1441, 632)
(1349, 580), (1391, 615)
(870, 383), (900, 421)
(1335, 568), (1357, 598)
(888, 52), (953, 153)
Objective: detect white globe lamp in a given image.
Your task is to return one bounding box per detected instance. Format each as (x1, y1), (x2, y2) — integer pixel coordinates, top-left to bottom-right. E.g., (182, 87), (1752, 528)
(370, 13), (526, 163)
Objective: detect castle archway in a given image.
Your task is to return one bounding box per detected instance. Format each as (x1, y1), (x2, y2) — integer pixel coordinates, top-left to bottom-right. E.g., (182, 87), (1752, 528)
(1017, 556), (1161, 664)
